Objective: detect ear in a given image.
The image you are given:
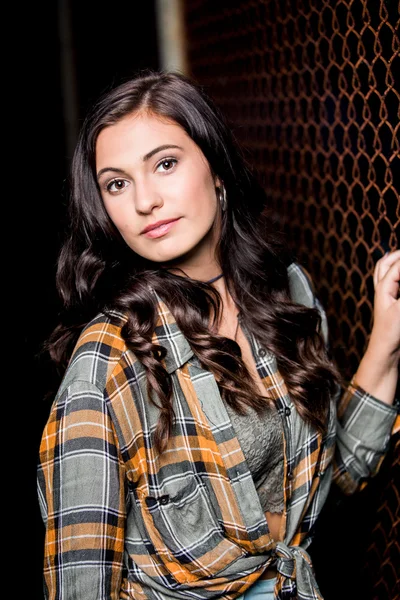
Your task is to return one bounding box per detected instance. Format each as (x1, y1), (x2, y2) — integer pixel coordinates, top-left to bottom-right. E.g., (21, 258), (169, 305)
(214, 176), (222, 188)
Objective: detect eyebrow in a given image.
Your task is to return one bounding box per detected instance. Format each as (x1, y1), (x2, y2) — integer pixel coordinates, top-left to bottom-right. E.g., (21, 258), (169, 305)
(96, 144), (184, 180)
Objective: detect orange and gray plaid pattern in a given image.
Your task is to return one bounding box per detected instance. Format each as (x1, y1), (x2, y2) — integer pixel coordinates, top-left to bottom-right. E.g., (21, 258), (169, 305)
(37, 262), (399, 600)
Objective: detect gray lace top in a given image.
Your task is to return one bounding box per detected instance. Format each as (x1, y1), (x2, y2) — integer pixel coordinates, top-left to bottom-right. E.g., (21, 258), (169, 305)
(224, 400), (284, 513)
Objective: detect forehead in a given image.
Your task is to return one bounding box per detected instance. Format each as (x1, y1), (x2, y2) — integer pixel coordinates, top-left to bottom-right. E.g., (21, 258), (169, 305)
(95, 113), (192, 164)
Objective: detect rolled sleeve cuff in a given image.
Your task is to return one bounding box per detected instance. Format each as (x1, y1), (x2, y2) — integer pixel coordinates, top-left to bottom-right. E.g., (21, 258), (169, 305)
(337, 379), (399, 448)
(333, 381), (399, 494)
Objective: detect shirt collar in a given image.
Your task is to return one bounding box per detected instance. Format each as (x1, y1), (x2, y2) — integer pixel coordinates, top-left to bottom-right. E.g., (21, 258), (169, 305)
(152, 290), (195, 374)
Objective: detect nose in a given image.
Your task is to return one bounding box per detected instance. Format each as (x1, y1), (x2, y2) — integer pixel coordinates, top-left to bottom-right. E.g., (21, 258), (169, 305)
(134, 178), (163, 214)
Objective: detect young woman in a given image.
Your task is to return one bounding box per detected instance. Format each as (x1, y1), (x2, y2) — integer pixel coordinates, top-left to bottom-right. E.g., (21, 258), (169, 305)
(37, 70), (399, 600)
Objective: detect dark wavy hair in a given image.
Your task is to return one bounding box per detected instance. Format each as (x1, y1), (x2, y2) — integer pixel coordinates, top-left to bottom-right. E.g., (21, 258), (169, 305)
(46, 69), (340, 453)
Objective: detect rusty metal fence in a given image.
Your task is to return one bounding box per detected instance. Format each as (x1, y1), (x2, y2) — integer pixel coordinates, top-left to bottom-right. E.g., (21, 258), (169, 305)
(184, 0), (399, 380)
(184, 1), (399, 598)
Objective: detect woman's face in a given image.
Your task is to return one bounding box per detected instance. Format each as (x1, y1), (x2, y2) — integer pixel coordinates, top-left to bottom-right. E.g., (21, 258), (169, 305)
(96, 112), (221, 272)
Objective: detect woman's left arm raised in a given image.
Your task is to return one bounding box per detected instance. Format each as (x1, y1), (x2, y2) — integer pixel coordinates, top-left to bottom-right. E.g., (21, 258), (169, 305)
(352, 249), (400, 406)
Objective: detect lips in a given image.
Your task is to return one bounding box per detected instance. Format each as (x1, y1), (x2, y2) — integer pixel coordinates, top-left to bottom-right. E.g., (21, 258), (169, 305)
(141, 218), (180, 234)
(141, 218), (181, 239)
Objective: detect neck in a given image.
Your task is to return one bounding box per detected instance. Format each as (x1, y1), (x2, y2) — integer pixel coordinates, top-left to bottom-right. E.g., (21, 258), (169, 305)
(208, 273), (238, 313)
(206, 272), (224, 284)
(161, 261), (223, 285)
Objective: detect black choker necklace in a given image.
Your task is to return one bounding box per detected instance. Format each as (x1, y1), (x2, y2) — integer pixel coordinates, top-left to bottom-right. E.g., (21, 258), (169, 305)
(206, 273), (224, 284)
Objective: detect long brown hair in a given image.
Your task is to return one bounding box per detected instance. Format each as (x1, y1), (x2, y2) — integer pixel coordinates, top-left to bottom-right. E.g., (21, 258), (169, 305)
(46, 69), (340, 453)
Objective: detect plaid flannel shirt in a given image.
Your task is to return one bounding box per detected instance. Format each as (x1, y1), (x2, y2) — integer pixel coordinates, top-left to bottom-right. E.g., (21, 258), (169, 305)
(37, 262), (399, 600)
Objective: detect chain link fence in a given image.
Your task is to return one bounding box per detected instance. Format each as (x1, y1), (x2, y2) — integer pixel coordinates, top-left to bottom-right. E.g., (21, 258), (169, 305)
(185, 0), (399, 380)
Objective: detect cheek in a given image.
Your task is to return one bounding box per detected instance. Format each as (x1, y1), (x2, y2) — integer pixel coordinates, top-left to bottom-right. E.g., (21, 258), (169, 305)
(190, 180), (218, 220)
(204, 192), (218, 225)
(103, 201), (136, 234)
(201, 201), (218, 227)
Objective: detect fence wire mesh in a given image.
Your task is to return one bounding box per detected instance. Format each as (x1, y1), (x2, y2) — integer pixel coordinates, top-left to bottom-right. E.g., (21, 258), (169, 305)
(184, 0), (399, 381)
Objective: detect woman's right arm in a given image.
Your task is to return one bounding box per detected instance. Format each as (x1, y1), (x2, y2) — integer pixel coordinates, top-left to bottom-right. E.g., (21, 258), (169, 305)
(37, 380), (126, 599)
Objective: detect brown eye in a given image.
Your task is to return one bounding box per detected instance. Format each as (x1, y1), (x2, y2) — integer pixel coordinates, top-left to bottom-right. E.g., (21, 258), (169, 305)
(106, 179), (129, 194)
(156, 158), (178, 173)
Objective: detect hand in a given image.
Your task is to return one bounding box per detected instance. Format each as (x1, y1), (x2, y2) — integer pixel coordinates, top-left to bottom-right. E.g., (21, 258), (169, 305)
(368, 249), (400, 367)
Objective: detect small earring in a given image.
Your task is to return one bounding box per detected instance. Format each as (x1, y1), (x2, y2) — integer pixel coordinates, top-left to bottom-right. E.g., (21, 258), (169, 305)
(217, 185), (227, 211)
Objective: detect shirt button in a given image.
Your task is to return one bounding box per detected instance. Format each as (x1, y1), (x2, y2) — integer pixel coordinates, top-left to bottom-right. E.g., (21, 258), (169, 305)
(287, 471), (294, 481)
(258, 347), (267, 357)
(318, 470), (325, 478)
(284, 407), (291, 417)
(159, 495), (170, 505)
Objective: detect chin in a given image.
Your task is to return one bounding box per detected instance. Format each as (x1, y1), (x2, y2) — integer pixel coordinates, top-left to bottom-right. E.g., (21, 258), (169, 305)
(143, 239), (200, 264)
(137, 248), (188, 265)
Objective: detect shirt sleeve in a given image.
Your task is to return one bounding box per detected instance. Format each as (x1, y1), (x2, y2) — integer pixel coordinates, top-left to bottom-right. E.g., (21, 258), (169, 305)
(37, 380), (127, 599)
(287, 262), (400, 495)
(331, 377), (399, 494)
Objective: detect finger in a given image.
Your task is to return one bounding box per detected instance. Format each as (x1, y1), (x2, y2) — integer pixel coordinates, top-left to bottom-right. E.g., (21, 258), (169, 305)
(374, 250), (400, 286)
(373, 256), (385, 288)
(373, 261), (380, 288)
(379, 254), (399, 283)
(380, 249), (400, 264)
(377, 259), (400, 300)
